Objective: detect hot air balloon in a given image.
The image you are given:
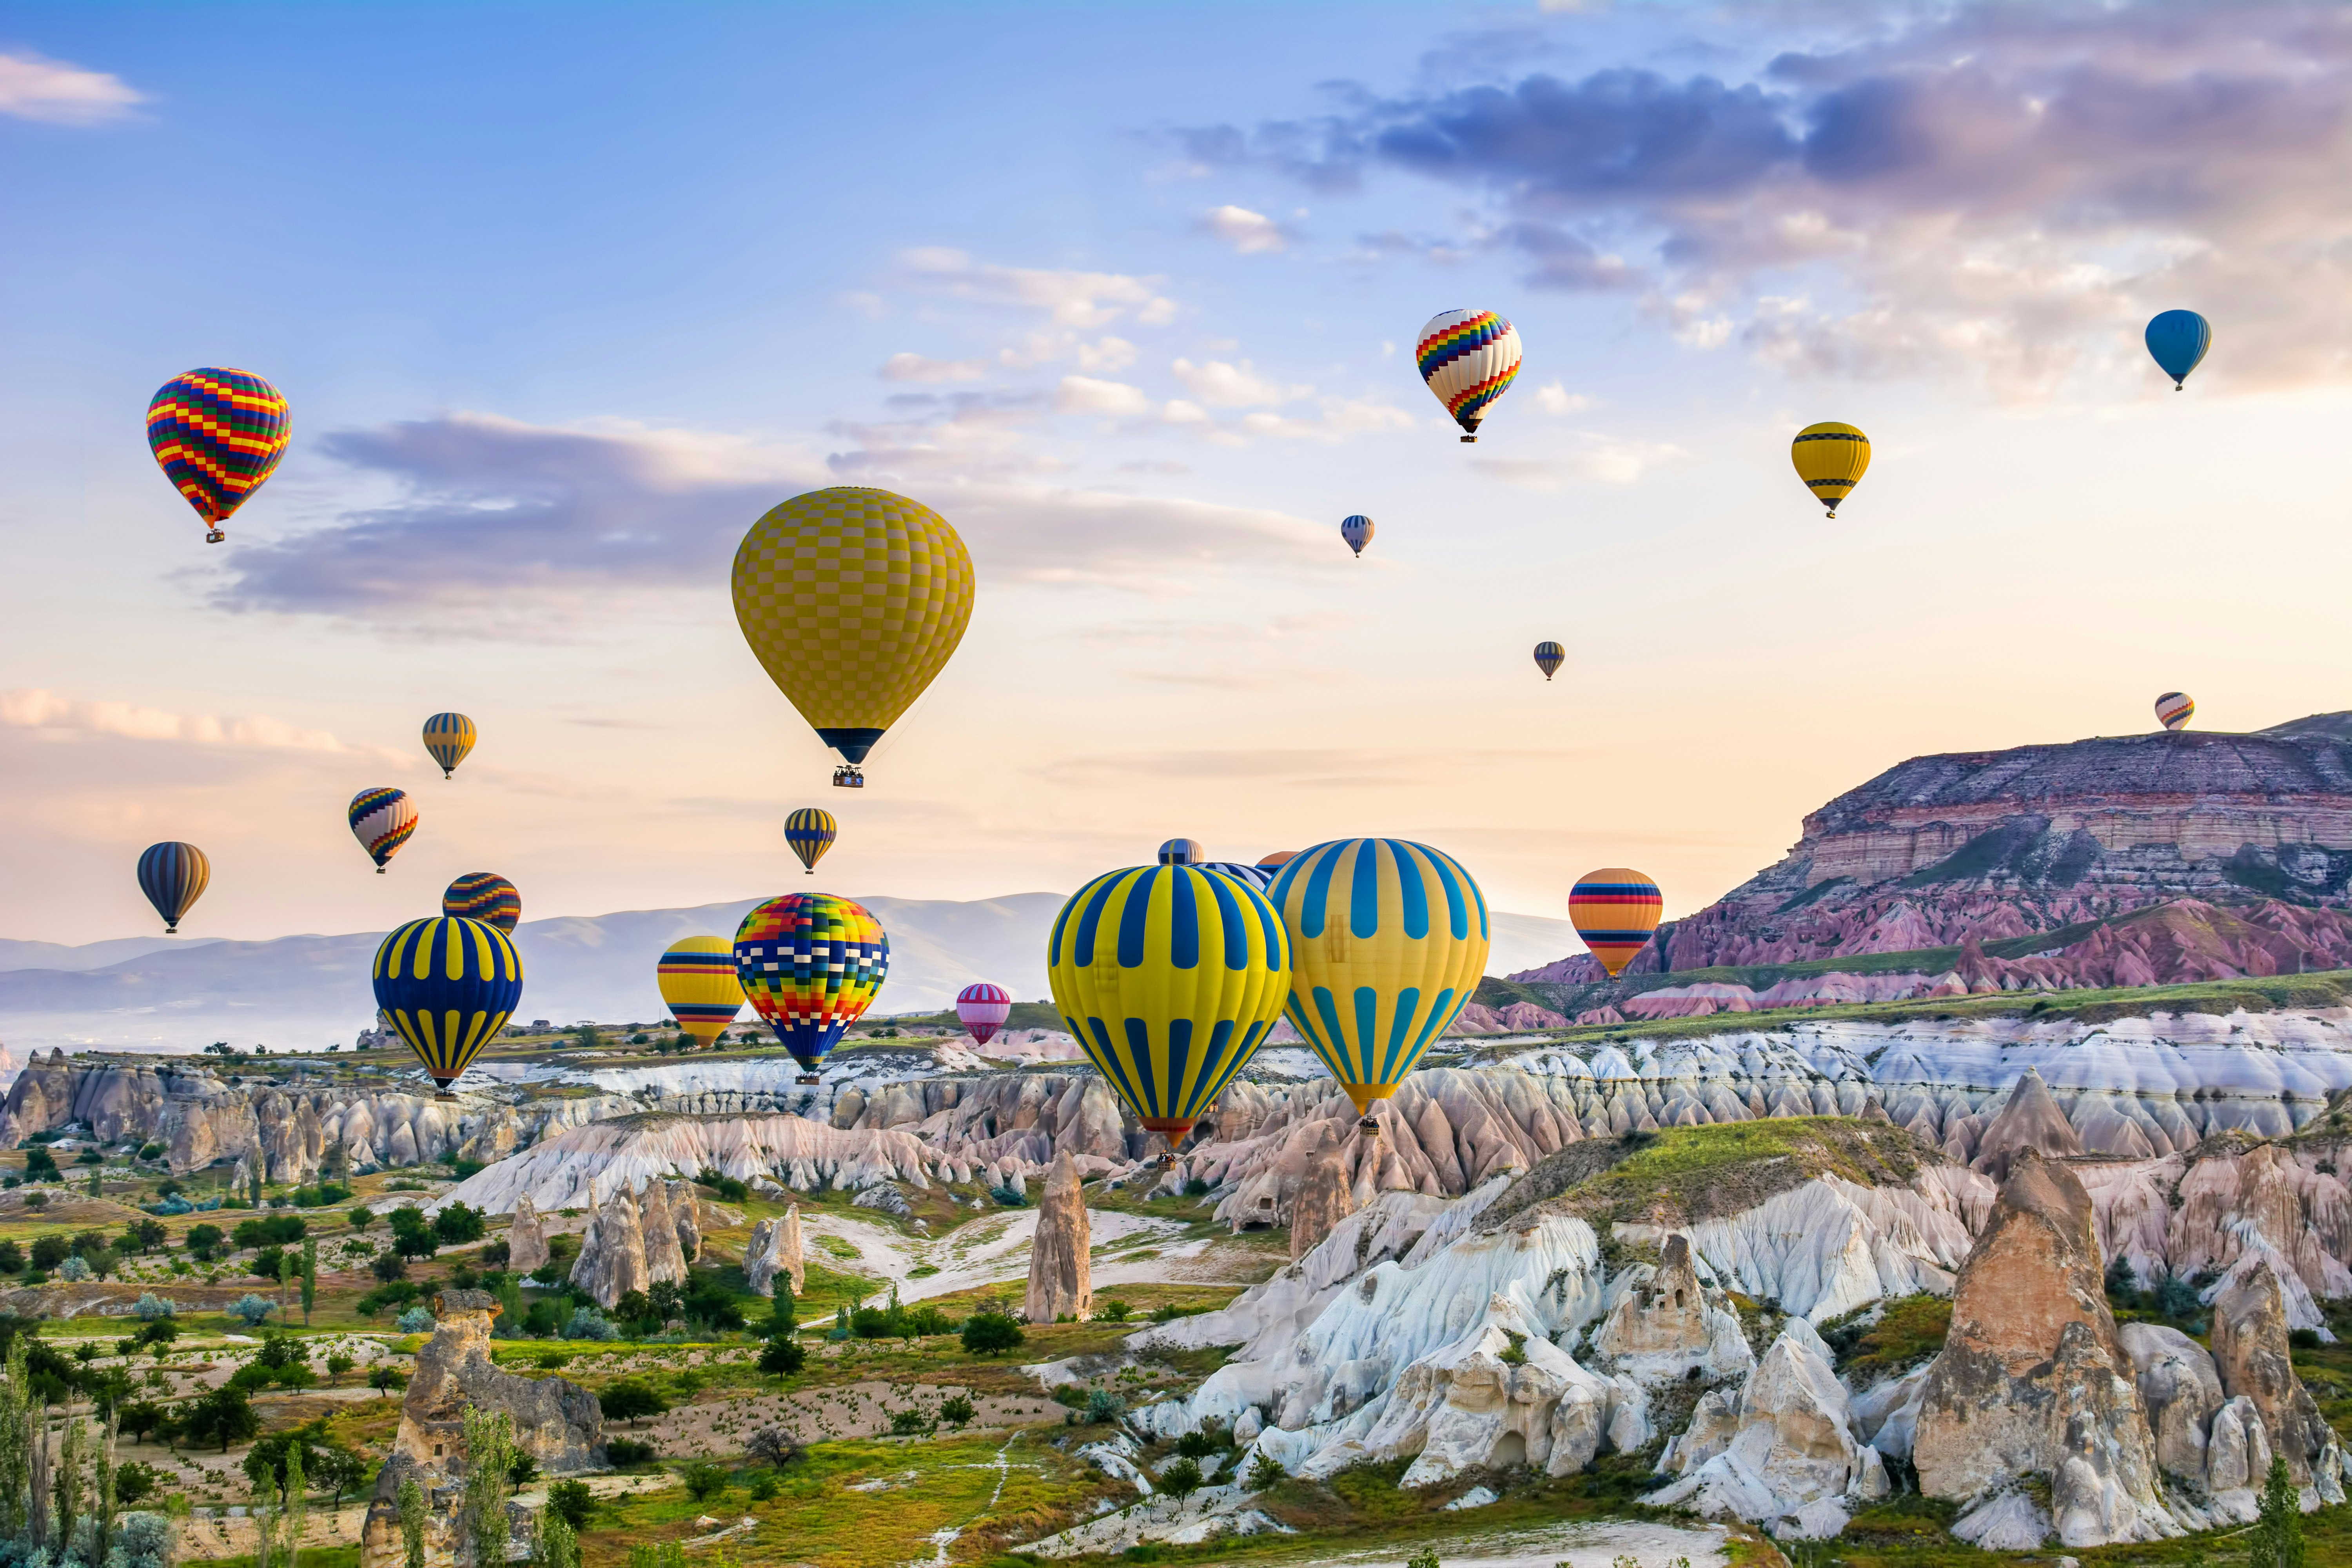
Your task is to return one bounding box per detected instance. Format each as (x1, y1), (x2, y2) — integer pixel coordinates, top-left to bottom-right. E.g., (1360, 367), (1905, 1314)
(372, 915), (523, 1096)
(2156, 692), (2196, 732)
(442, 873), (521, 934)
(2145, 310), (2212, 390)
(1417, 310), (1521, 442)
(955, 981), (1013, 1048)
(1791, 423), (1871, 518)
(1197, 861), (1275, 892)
(1570, 867), (1663, 978)
(1256, 851), (1299, 871)
(732, 488), (975, 787)
(658, 935), (748, 1049)
(1046, 864), (1289, 1143)
(421, 713), (477, 779)
(785, 808), (838, 875)
(146, 369), (292, 544)
(733, 894), (889, 1081)
(1533, 641), (1564, 681)
(1341, 515), (1374, 558)
(1265, 839), (1489, 1131)
(1157, 838), (1204, 866)
(348, 788), (417, 873)
(136, 842), (210, 934)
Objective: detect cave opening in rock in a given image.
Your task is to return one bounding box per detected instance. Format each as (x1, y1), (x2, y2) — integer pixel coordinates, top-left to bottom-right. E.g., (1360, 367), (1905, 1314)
(1491, 1431), (1527, 1470)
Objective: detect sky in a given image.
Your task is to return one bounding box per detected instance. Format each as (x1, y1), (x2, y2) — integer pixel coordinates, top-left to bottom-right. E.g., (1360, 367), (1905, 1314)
(4, 0), (2352, 951)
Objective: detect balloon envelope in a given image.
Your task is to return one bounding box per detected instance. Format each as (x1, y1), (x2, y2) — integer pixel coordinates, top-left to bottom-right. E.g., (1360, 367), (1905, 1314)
(1256, 851), (1299, 870)
(1570, 867), (1663, 978)
(659, 935), (748, 1049)
(1417, 310), (1521, 440)
(137, 842), (210, 934)
(734, 894), (890, 1072)
(372, 916), (524, 1092)
(1265, 839), (1489, 1119)
(955, 981), (1013, 1047)
(1341, 515), (1374, 557)
(2156, 692), (2196, 731)
(1791, 423), (1871, 517)
(1197, 861), (1275, 892)
(2145, 310), (2212, 388)
(1534, 641), (1564, 681)
(785, 808), (839, 875)
(1157, 838), (1204, 866)
(146, 368), (291, 541)
(1046, 864), (1289, 1137)
(348, 788), (418, 872)
(732, 488), (975, 768)
(422, 713), (477, 779)
(442, 873), (521, 934)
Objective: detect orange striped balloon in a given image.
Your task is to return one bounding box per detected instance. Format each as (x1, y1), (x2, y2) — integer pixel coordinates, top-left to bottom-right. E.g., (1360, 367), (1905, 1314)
(1569, 867), (1663, 977)
(2154, 691), (2194, 731)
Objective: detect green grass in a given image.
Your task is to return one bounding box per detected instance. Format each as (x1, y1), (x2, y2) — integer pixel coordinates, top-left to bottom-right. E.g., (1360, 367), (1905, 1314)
(1530, 1118), (1928, 1228)
(1822, 1294), (1953, 1381)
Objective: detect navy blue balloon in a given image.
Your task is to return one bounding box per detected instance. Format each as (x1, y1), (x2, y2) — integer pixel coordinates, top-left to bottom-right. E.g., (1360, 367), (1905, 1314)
(2145, 310), (2211, 390)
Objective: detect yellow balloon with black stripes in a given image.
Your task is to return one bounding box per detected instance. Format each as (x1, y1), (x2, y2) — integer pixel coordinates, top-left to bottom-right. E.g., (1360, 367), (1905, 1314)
(1046, 864), (1290, 1143)
(1264, 838), (1490, 1126)
(1790, 421), (1871, 517)
(370, 915), (524, 1096)
(421, 712), (477, 779)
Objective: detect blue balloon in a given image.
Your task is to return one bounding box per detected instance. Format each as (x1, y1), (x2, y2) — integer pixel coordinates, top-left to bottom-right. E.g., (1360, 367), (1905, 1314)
(2145, 310), (2211, 390)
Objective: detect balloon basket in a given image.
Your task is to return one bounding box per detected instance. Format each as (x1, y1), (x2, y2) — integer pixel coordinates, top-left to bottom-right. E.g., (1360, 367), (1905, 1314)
(376, 867), (386, 875)
(435, 1092), (458, 1103)
(1356, 1114), (1380, 1136)
(798, 1074), (820, 1085)
(1459, 436), (1476, 444)
(205, 529), (224, 544)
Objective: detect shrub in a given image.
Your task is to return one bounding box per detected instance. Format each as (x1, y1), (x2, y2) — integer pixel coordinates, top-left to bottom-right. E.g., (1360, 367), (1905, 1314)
(889, 1408), (929, 1436)
(605, 1437), (657, 1466)
(1247, 1454), (1285, 1491)
(599, 1381), (670, 1424)
(395, 1306), (436, 1333)
(1405, 1550), (1441, 1568)
(565, 1308), (621, 1342)
(1100, 1299), (1132, 1322)
(371, 1252), (408, 1283)
(746, 1428), (806, 1468)
(348, 1206), (374, 1230)
(183, 1223), (224, 1261)
(2290, 1327), (2322, 1350)
(368, 1367), (409, 1396)
(134, 1292), (174, 1321)
(961, 1311), (1025, 1356)
(1085, 1389), (1125, 1425)
(0, 1241), (19, 1274)
(326, 1352), (355, 1378)
(939, 1394), (976, 1427)
(546, 1478), (596, 1531)
(1183, 1178), (1210, 1198)
(989, 1185), (1028, 1207)
(749, 1472), (779, 1502)
(434, 1203), (487, 1244)
(57, 1258), (91, 1282)
(1176, 1429), (1218, 1459)
(537, 1351), (572, 1370)
(1160, 1457), (1203, 1499)
(229, 1294), (275, 1327)
(757, 1338), (806, 1376)
(115, 1459), (165, 1505)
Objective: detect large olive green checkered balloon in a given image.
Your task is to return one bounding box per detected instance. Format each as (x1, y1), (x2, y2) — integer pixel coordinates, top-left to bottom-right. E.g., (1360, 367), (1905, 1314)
(731, 488), (975, 766)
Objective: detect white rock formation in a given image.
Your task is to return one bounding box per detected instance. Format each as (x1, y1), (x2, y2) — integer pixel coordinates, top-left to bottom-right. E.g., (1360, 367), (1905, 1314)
(1589, 1234), (1755, 1385)
(744, 1205), (804, 1299)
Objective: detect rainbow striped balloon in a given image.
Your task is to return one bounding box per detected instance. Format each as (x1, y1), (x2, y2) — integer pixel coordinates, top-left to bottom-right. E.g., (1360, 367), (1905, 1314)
(422, 713), (477, 779)
(785, 808), (838, 875)
(146, 368), (291, 542)
(1265, 839), (1489, 1121)
(1047, 864), (1289, 1137)
(1416, 309), (1521, 441)
(1569, 867), (1664, 978)
(733, 894), (889, 1073)
(2155, 691), (2195, 731)
(372, 915), (524, 1093)
(955, 980), (1013, 1048)
(659, 935), (747, 1049)
(348, 787), (418, 873)
(442, 872), (521, 933)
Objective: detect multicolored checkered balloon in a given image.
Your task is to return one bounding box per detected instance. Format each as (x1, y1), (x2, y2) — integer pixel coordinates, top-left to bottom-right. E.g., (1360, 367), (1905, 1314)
(146, 368), (291, 542)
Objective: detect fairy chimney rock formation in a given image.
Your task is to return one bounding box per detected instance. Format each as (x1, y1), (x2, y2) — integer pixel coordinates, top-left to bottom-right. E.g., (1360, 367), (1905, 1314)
(1970, 1067), (2085, 1184)
(1025, 1151), (1091, 1323)
(2209, 1259), (2338, 1485)
(506, 1194), (550, 1275)
(569, 1181), (650, 1310)
(745, 1204), (807, 1299)
(1290, 1142), (1354, 1261)
(638, 1176), (689, 1285)
(358, 1289), (603, 1568)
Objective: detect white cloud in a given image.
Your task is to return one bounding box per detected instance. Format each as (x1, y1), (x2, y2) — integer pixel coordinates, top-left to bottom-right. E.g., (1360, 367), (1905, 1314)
(0, 49), (141, 125)
(0, 689), (408, 763)
(903, 248), (1177, 329)
(1161, 400), (1210, 425)
(1535, 382), (1594, 414)
(1053, 375), (1152, 416)
(1235, 398), (1417, 443)
(1202, 204), (1288, 254)
(880, 353), (986, 383)
(1171, 358), (1307, 408)
(1076, 336), (1137, 372)
(1477, 434), (1687, 489)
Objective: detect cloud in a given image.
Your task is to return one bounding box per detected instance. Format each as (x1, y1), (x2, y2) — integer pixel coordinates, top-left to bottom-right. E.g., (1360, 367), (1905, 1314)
(1535, 382), (1595, 414)
(880, 353), (986, 383)
(0, 49), (141, 125)
(207, 412), (1339, 624)
(1076, 337), (1137, 372)
(0, 689), (408, 763)
(1171, 358), (1308, 407)
(1233, 398), (1417, 443)
(1476, 434), (1686, 488)
(902, 248), (1177, 329)
(1201, 204), (1289, 254)
(1183, 4), (2352, 392)
(1053, 376), (1153, 416)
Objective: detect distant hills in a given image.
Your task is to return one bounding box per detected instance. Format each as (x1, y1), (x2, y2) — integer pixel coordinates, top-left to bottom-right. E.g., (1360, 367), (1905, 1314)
(0, 895), (1579, 1054)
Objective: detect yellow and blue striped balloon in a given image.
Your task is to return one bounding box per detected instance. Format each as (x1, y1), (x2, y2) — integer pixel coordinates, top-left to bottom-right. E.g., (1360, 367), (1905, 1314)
(421, 713), (477, 779)
(1265, 839), (1490, 1122)
(371, 916), (524, 1094)
(1047, 865), (1290, 1139)
(784, 808), (838, 875)
(137, 841), (211, 934)
(658, 935), (747, 1048)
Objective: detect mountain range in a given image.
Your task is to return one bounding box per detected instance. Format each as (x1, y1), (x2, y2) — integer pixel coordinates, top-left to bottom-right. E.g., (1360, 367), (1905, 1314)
(0, 895), (1580, 1053)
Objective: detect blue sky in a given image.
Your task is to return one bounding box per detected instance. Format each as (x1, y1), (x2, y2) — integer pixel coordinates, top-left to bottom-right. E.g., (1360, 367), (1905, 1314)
(5, 2), (2352, 947)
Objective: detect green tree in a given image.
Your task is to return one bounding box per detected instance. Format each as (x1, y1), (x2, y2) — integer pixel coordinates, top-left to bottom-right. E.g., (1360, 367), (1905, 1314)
(183, 1383), (263, 1451)
(300, 1238), (318, 1325)
(535, 1501), (581, 1568)
(397, 1477), (428, 1568)
(597, 1381), (670, 1424)
(53, 1402), (85, 1557)
(284, 1439), (308, 1568)
(960, 1311), (1025, 1356)
(462, 1408), (519, 1568)
(2252, 1453), (2307, 1568)
(545, 1479), (596, 1532)
(22, 1149), (58, 1183)
(1160, 1457), (1202, 1499)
